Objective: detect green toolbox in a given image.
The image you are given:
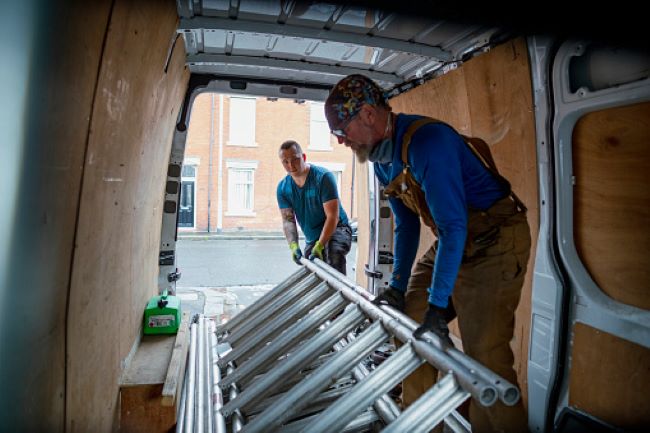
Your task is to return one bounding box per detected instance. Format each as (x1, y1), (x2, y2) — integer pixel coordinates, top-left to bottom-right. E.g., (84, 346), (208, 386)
(143, 289), (181, 335)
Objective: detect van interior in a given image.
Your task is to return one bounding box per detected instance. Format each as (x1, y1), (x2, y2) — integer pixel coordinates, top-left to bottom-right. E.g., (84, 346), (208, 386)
(1, 1), (648, 432)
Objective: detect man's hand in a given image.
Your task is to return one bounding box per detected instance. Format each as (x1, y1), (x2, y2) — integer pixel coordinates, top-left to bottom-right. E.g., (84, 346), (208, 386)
(309, 240), (325, 261)
(289, 241), (303, 265)
(413, 304), (453, 346)
(371, 286), (405, 312)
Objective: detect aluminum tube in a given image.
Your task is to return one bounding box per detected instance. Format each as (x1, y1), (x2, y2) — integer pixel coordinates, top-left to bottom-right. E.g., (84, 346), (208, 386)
(336, 336), (401, 423)
(382, 306), (520, 405)
(303, 259), (498, 406)
(220, 306), (366, 418)
(305, 343), (422, 433)
(204, 318), (214, 433)
(240, 322), (388, 433)
(219, 281), (331, 367)
(217, 266), (311, 335)
(248, 381), (353, 416)
(219, 293), (348, 389)
(309, 258), (519, 405)
(196, 316), (206, 433)
(209, 321), (227, 433)
(221, 274), (321, 347)
(444, 409), (472, 433)
(184, 322), (198, 433)
(227, 365), (244, 432)
(382, 374), (469, 433)
(408, 389), (470, 433)
(279, 408), (380, 433)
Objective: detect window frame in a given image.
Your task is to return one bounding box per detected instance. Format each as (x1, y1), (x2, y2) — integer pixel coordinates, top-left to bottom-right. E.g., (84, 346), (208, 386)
(225, 160), (258, 216)
(227, 96), (258, 147)
(308, 102), (332, 151)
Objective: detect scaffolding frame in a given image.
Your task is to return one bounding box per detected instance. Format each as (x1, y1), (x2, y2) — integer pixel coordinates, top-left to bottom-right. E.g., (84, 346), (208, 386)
(179, 258), (521, 432)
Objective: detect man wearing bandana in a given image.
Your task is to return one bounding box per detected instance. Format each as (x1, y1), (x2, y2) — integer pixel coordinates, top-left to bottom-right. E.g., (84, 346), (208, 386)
(324, 74), (531, 433)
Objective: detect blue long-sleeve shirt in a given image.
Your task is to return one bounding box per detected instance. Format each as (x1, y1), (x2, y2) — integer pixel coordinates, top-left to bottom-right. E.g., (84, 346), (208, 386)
(374, 114), (506, 308)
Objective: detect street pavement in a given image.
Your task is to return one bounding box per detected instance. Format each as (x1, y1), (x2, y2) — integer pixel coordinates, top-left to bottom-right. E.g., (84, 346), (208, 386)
(174, 238), (358, 323)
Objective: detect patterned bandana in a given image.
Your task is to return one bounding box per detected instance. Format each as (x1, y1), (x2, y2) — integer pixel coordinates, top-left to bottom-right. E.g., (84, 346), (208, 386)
(324, 74), (388, 130)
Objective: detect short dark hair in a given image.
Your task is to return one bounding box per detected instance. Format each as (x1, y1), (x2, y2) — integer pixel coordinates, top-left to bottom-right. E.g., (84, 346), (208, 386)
(279, 140), (303, 154)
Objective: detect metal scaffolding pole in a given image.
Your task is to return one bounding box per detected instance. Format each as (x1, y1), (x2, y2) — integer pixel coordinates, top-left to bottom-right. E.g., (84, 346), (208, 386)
(221, 273), (320, 347)
(217, 267), (310, 334)
(309, 257), (521, 406)
(303, 259), (499, 406)
(382, 374), (470, 433)
(218, 281), (331, 367)
(304, 343), (423, 433)
(240, 321), (389, 433)
(186, 258), (524, 432)
(219, 293), (348, 389)
(210, 321), (227, 433)
(220, 306), (366, 417)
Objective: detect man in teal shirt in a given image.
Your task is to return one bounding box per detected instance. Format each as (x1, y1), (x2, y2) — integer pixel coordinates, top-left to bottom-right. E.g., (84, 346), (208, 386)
(276, 140), (352, 275)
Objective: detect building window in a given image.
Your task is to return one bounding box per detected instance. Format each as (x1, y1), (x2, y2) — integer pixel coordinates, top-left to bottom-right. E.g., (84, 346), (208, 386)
(309, 102), (332, 151)
(228, 96), (256, 146)
(226, 160), (258, 216)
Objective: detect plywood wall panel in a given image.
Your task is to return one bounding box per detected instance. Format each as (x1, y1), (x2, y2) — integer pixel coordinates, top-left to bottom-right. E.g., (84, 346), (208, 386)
(569, 323), (650, 428)
(463, 39), (539, 401)
(66, 1), (189, 431)
(573, 102), (650, 309)
(377, 38), (538, 404)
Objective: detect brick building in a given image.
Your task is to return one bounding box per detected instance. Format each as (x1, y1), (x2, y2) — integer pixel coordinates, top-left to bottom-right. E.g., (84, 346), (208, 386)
(180, 93), (356, 233)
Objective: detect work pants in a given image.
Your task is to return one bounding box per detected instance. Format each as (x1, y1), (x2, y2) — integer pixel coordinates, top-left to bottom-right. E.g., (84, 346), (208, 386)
(305, 222), (352, 275)
(403, 198), (531, 433)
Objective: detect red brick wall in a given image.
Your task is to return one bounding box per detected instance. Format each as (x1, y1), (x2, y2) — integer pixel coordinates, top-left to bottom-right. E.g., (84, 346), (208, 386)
(184, 93), (355, 232)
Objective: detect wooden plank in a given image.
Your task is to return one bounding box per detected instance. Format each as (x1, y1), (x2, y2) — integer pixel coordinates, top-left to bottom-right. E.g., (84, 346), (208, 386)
(573, 102), (650, 309)
(120, 334), (176, 387)
(569, 323), (650, 429)
(120, 384), (176, 433)
(162, 312), (191, 406)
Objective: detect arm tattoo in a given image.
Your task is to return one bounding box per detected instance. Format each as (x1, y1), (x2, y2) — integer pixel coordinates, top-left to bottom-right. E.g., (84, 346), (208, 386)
(280, 208), (299, 244)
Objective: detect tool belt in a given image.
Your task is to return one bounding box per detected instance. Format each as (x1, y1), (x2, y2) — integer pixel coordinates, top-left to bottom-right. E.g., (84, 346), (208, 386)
(383, 117), (526, 260)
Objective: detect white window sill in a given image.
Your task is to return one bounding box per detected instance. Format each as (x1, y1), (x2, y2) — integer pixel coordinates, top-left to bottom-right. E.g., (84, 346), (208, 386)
(225, 211), (257, 217)
(308, 146), (333, 151)
(227, 141), (259, 148)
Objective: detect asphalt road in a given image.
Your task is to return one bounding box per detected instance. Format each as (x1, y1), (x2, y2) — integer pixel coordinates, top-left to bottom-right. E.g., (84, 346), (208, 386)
(175, 239), (358, 288)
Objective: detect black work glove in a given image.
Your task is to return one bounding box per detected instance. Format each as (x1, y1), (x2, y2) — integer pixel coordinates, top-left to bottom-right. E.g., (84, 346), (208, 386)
(413, 304), (453, 347)
(371, 286), (405, 312)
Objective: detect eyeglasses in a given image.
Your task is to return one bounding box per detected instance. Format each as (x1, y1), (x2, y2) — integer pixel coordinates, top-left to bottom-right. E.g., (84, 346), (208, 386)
(330, 113), (358, 139)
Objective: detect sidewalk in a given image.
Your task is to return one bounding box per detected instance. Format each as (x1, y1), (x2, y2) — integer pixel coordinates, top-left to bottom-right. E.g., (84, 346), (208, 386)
(177, 230), (303, 241)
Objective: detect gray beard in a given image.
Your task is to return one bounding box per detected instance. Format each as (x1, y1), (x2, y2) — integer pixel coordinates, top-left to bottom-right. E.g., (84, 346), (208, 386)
(354, 147), (371, 163)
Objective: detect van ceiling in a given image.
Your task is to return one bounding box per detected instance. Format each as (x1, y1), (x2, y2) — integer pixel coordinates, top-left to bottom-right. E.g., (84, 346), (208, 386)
(176, 0), (511, 98)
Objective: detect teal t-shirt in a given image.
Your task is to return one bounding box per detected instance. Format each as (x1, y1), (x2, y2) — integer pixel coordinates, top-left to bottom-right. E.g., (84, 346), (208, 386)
(276, 165), (349, 244)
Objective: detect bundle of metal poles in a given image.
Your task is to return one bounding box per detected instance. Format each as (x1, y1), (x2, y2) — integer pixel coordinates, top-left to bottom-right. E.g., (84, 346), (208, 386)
(177, 257), (520, 432)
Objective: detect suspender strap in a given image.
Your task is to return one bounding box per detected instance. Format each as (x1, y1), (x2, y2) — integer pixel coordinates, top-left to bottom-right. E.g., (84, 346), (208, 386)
(400, 117), (527, 212)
